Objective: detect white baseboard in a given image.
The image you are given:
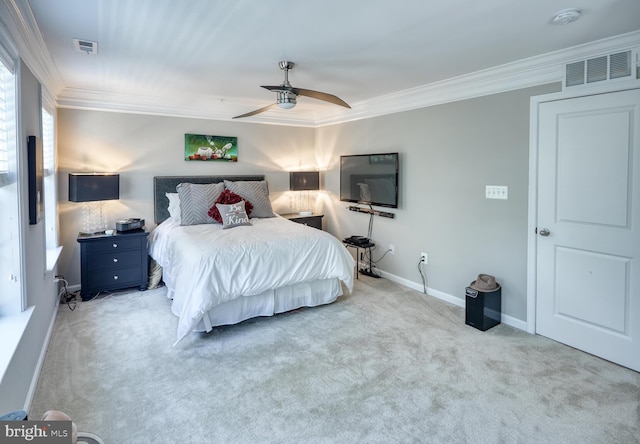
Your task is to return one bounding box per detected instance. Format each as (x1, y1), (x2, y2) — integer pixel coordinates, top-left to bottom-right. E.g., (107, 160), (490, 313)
(24, 298), (60, 412)
(375, 268), (528, 332)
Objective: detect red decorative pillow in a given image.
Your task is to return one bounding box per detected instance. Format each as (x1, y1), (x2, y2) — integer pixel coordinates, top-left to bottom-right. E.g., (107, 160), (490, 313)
(208, 190), (253, 223)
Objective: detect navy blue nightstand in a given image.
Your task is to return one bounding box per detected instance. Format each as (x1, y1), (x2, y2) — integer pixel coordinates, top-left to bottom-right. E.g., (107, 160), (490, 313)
(77, 229), (149, 300)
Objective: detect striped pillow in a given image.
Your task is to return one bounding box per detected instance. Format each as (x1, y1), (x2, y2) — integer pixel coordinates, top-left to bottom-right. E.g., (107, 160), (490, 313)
(176, 182), (225, 225)
(224, 180), (275, 218)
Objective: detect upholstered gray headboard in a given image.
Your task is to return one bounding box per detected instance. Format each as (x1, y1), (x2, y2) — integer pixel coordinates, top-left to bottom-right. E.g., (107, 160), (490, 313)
(153, 175), (265, 224)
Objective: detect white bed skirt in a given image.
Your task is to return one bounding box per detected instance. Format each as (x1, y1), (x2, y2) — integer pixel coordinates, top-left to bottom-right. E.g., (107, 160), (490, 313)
(167, 278), (343, 333)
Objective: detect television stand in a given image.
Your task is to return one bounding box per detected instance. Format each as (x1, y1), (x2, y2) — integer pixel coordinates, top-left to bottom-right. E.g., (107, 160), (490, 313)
(343, 241), (381, 279)
(359, 268), (381, 279)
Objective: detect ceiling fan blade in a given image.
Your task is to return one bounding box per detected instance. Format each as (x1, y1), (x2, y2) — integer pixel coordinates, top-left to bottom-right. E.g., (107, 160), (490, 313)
(261, 85), (294, 92)
(292, 88), (351, 108)
(232, 103), (277, 119)
(247, 63), (350, 115)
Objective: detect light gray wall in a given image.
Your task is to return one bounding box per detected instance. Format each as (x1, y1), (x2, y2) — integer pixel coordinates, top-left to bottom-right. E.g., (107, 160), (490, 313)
(57, 109), (317, 286)
(319, 83), (560, 321)
(0, 60), (58, 413)
(57, 84), (561, 323)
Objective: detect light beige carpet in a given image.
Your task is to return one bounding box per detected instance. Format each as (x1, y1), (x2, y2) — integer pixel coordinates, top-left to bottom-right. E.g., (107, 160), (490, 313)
(31, 277), (640, 443)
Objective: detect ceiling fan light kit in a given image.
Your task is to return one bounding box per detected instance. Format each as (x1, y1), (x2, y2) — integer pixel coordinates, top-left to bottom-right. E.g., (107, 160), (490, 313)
(233, 61), (351, 119)
(277, 91), (297, 109)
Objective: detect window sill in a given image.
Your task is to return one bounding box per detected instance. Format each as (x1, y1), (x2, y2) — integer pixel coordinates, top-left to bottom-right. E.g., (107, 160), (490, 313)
(0, 306), (34, 385)
(46, 246), (63, 272)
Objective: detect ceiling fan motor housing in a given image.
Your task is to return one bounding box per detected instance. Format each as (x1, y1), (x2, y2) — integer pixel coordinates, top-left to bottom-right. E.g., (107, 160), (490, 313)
(277, 90), (297, 109)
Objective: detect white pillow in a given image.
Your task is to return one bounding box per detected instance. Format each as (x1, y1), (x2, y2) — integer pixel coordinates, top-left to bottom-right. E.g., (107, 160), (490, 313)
(166, 192), (181, 223)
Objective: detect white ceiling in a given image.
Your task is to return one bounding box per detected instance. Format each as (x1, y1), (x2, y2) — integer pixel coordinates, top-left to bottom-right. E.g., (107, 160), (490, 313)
(27, 0), (640, 125)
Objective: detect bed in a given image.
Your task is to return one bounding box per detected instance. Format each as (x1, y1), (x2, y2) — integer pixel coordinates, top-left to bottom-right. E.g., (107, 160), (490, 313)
(149, 175), (355, 343)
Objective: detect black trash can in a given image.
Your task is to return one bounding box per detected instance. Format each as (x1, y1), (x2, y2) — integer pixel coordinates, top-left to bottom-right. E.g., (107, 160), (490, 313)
(465, 274), (501, 331)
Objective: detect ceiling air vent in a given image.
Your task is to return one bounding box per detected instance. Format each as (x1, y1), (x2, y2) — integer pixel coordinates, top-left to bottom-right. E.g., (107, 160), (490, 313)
(564, 50), (635, 89)
(73, 38), (98, 55)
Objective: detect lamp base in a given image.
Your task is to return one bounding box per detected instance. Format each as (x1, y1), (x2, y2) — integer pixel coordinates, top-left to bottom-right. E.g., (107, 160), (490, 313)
(298, 211), (313, 216)
(81, 201), (108, 234)
(78, 230), (106, 237)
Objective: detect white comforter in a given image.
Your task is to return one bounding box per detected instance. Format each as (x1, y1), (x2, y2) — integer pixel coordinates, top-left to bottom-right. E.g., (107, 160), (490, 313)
(148, 216), (355, 341)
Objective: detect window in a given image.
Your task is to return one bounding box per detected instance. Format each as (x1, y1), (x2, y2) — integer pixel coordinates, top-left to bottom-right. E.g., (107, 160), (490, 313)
(42, 106), (59, 257)
(0, 65), (9, 186)
(0, 56), (21, 314)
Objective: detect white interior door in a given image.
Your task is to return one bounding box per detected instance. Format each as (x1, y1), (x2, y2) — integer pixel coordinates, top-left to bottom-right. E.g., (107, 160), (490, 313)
(536, 88), (640, 371)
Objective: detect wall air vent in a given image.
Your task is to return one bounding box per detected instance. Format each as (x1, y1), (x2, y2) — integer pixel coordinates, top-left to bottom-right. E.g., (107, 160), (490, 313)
(73, 38), (98, 55)
(564, 50), (636, 89)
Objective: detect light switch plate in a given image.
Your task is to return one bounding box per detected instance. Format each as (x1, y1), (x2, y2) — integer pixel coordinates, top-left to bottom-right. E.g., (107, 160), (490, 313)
(486, 185), (508, 200)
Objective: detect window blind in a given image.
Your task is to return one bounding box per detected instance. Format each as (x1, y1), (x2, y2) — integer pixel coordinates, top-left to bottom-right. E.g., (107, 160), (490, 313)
(0, 65), (9, 184)
(42, 108), (58, 250)
(42, 109), (53, 175)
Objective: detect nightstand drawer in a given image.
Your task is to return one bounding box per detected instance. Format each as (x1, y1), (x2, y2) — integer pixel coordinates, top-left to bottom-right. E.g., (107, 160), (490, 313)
(279, 213), (324, 230)
(87, 250), (141, 271)
(293, 216), (322, 229)
(85, 236), (142, 253)
(86, 267), (143, 291)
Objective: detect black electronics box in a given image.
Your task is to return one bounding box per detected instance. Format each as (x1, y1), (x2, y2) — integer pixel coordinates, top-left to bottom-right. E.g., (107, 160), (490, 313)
(465, 286), (501, 331)
(116, 218), (145, 232)
(344, 235), (371, 246)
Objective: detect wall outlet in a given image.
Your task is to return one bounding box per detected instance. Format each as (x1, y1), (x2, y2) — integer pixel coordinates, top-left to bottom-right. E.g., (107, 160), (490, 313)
(389, 244), (395, 255)
(420, 252), (428, 264)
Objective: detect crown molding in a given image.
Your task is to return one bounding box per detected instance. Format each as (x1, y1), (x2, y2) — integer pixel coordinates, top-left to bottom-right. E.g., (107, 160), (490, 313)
(0, 13), (19, 69)
(56, 88), (319, 127)
(315, 30), (640, 127)
(56, 29), (640, 128)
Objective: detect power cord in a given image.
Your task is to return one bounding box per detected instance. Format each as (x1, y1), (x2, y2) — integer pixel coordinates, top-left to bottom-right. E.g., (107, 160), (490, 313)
(82, 286), (145, 304)
(80, 290), (114, 303)
(353, 245), (379, 278)
(417, 259), (427, 294)
(371, 247), (393, 265)
(55, 275), (78, 311)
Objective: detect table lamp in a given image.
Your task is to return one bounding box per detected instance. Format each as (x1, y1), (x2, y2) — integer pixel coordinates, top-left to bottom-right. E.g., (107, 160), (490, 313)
(290, 171), (319, 216)
(69, 173), (120, 234)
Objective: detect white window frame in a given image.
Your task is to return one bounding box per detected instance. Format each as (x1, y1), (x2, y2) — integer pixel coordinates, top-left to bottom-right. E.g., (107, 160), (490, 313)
(41, 100), (61, 270)
(0, 43), (25, 316)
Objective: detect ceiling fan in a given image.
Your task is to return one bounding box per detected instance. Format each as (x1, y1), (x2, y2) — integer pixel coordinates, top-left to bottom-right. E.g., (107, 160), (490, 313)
(233, 61), (351, 119)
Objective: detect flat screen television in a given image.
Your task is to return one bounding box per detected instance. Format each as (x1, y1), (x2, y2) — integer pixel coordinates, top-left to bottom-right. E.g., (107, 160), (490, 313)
(340, 153), (399, 208)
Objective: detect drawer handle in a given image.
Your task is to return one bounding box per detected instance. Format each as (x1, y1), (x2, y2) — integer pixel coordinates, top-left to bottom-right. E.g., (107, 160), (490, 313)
(112, 243), (118, 248)
(113, 258), (118, 263)
(113, 275), (119, 280)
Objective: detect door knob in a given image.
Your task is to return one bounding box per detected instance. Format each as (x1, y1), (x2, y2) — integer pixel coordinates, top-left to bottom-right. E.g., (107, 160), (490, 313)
(539, 228), (550, 237)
